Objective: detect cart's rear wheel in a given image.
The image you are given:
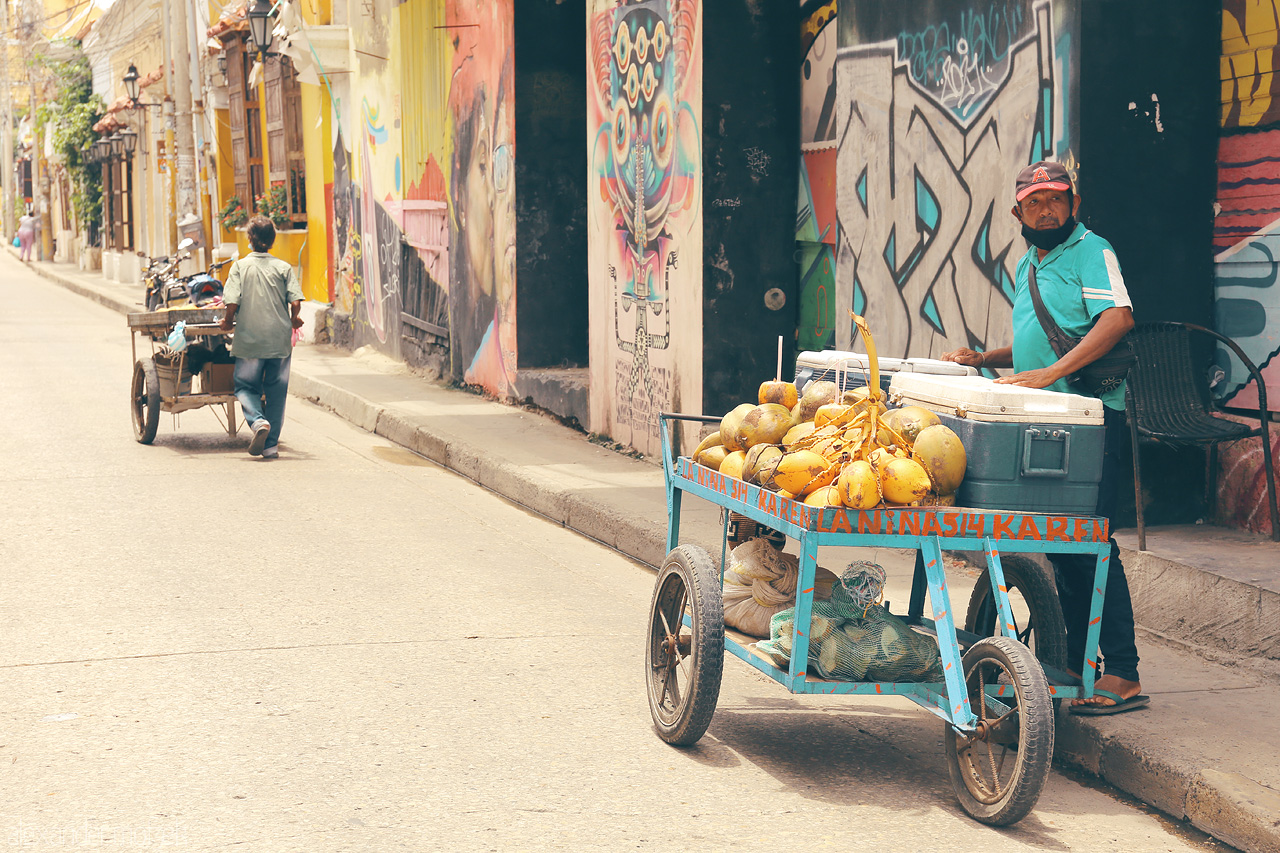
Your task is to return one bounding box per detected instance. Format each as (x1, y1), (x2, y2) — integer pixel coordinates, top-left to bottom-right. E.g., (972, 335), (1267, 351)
(945, 636), (1054, 826)
(646, 545), (723, 746)
(964, 556), (1067, 671)
(131, 357), (160, 444)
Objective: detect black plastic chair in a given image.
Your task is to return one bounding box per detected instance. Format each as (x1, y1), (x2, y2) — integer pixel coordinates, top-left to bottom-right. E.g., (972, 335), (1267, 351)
(1125, 321), (1279, 549)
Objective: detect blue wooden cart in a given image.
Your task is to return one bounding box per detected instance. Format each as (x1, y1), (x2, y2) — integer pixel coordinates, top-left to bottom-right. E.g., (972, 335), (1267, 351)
(648, 413), (1114, 826)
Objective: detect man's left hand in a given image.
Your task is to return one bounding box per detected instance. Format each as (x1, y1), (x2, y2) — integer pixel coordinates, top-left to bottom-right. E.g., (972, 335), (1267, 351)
(994, 367), (1060, 389)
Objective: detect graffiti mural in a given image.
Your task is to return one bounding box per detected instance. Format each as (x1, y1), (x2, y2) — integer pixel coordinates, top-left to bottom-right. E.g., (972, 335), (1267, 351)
(588, 0), (701, 453)
(834, 1), (1077, 358)
(797, 0), (838, 352)
(1215, 0), (1280, 411)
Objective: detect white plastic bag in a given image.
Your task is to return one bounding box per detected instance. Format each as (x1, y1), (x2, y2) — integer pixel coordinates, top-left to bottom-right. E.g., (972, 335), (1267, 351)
(722, 538), (837, 638)
(167, 320), (188, 352)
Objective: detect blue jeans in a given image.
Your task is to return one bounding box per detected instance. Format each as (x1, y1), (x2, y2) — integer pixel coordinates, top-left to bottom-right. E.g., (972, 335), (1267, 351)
(234, 356), (291, 450)
(1049, 407), (1141, 682)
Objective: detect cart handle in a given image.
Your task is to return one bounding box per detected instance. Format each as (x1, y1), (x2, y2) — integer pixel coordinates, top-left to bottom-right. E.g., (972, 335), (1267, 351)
(658, 412), (721, 479)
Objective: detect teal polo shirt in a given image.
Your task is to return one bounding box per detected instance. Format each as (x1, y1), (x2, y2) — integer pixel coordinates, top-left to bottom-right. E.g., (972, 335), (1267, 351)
(1010, 222), (1133, 410)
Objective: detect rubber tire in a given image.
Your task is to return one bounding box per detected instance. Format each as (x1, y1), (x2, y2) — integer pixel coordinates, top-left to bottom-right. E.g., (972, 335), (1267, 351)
(645, 545), (724, 746)
(131, 357), (160, 444)
(964, 555), (1068, 671)
(945, 636), (1055, 826)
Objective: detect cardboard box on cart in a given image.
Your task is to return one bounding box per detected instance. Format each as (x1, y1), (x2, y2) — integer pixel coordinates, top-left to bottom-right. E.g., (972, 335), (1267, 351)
(887, 373), (1106, 516)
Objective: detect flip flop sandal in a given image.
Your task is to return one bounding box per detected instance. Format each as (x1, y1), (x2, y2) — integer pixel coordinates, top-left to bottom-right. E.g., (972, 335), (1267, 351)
(1069, 688), (1150, 716)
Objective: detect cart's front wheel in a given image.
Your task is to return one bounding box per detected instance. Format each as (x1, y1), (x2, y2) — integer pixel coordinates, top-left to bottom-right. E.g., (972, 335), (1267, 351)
(645, 545), (724, 746)
(131, 358), (160, 444)
(944, 636), (1054, 826)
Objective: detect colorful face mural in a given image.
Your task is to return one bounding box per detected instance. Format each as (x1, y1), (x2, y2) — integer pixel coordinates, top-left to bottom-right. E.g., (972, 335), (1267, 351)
(449, 0), (517, 396)
(835, 1), (1077, 359)
(589, 0), (701, 453)
(1214, 0), (1280, 412)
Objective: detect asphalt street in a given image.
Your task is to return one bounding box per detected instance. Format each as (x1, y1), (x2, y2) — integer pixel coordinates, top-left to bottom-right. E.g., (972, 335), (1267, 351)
(0, 258), (1233, 851)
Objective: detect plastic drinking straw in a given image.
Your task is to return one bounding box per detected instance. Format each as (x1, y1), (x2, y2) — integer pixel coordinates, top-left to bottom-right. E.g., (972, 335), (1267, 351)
(775, 336), (782, 383)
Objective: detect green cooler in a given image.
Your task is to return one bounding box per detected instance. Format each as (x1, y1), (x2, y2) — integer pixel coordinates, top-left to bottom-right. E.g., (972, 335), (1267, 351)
(887, 374), (1107, 515)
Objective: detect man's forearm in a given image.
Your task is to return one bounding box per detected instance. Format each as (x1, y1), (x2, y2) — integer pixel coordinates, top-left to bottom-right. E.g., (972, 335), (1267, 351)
(1049, 307), (1134, 379)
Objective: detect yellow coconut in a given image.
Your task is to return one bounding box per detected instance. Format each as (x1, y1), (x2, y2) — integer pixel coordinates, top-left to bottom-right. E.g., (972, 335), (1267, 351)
(719, 403), (758, 452)
(777, 489), (797, 501)
(813, 402), (856, 429)
(911, 424), (967, 495)
(738, 403), (796, 449)
(887, 406), (942, 447)
(758, 380), (799, 410)
(782, 421), (817, 448)
(836, 460), (880, 510)
(797, 380), (839, 422)
(803, 485), (841, 507)
(695, 445), (730, 471)
(840, 385), (888, 415)
(921, 492), (957, 507)
(771, 450), (831, 495)
(867, 446), (895, 471)
(742, 443), (784, 484)
(880, 457), (933, 505)
(693, 430), (723, 459)
(719, 450), (748, 481)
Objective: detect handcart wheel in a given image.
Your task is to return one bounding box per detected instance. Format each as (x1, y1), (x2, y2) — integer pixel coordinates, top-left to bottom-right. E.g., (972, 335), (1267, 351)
(964, 555), (1067, 670)
(131, 358), (161, 444)
(645, 545), (724, 746)
(944, 636), (1054, 826)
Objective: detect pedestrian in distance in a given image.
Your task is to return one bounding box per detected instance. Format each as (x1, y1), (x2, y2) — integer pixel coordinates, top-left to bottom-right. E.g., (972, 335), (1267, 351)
(218, 215), (304, 459)
(17, 207), (37, 262)
(942, 160), (1148, 715)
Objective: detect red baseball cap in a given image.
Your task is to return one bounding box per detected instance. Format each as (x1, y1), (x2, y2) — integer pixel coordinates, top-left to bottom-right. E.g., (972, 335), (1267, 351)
(1015, 160), (1073, 202)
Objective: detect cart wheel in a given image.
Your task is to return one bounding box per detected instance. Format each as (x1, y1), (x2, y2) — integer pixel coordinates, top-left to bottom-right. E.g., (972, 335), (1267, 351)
(944, 636), (1054, 826)
(645, 545), (724, 746)
(964, 556), (1067, 671)
(131, 357), (160, 444)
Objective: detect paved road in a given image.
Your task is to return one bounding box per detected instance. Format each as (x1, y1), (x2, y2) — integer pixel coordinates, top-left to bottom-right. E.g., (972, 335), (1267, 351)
(0, 257), (1230, 851)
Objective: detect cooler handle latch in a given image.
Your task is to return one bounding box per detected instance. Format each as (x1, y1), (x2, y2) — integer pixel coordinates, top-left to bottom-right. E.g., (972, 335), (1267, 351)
(1021, 427), (1070, 478)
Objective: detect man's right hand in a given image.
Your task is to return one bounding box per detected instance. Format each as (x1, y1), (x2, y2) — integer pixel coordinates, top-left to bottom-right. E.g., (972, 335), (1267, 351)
(941, 348), (984, 368)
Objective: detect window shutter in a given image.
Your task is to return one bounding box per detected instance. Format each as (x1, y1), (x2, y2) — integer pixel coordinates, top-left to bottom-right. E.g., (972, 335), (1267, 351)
(227, 40), (248, 205)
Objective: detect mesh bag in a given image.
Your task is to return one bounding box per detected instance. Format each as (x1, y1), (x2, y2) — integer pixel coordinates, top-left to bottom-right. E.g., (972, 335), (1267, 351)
(722, 538), (838, 638)
(755, 564), (944, 682)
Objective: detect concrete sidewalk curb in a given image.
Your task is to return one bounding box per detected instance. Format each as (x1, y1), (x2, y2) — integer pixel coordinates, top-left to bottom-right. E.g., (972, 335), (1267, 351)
(24, 253), (1280, 853)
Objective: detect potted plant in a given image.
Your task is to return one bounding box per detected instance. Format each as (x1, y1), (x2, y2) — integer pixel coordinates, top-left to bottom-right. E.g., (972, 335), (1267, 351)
(219, 195), (248, 232)
(255, 184), (292, 231)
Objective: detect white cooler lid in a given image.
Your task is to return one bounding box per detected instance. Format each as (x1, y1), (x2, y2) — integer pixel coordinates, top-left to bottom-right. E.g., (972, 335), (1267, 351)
(903, 357), (978, 376)
(888, 373), (1105, 424)
(796, 350), (909, 373)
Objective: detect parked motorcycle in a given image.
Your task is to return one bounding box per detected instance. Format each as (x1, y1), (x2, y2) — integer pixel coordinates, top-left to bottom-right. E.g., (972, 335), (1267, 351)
(142, 238), (232, 311)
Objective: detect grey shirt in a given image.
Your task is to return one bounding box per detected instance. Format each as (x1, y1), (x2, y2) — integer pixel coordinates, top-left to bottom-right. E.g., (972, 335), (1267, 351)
(224, 252), (304, 359)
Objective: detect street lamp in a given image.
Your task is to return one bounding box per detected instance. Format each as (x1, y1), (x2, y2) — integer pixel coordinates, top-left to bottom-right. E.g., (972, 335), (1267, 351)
(109, 132), (123, 159)
(120, 128), (137, 157)
(217, 51), (228, 81)
(247, 0), (275, 59)
(121, 62), (160, 110)
(93, 139), (110, 162)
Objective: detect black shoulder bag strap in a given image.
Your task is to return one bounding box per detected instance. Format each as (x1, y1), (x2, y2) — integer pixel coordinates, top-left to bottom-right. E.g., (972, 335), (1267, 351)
(1026, 261), (1079, 359)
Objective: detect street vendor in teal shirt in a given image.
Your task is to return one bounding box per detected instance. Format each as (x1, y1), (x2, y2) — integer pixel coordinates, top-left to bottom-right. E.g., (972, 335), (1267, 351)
(943, 161), (1147, 716)
(219, 215), (304, 459)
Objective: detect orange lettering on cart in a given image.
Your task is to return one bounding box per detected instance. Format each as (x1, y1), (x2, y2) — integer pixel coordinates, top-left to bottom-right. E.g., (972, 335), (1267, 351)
(922, 513), (942, 537)
(857, 511), (875, 534)
(1073, 518), (1091, 541)
(1017, 516), (1042, 540)
(942, 513), (960, 537)
(1094, 520), (1108, 541)
(964, 514), (985, 537)
(901, 512), (921, 536)
(991, 514), (1016, 539)
(829, 510), (852, 534)
(1046, 517), (1070, 541)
